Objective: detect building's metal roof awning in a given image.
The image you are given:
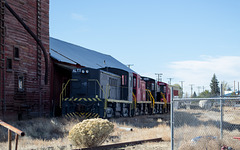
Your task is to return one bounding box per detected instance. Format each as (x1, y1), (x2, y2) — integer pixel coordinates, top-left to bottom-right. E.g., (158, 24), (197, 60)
(49, 37), (134, 73)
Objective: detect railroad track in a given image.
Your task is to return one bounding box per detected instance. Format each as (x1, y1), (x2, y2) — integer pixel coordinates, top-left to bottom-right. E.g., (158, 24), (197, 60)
(74, 138), (163, 150)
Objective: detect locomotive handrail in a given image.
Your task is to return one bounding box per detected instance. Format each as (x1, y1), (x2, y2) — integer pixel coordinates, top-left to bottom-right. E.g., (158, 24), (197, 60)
(161, 92), (167, 108)
(132, 92), (137, 109)
(146, 89), (155, 110)
(0, 120), (25, 150)
(60, 79), (78, 108)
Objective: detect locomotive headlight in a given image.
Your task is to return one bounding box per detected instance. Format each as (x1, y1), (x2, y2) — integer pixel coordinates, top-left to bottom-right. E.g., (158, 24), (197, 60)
(82, 70), (85, 73)
(86, 70), (89, 74)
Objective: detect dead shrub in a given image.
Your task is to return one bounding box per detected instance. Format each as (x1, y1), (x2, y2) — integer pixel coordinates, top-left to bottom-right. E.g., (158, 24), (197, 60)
(68, 118), (114, 148)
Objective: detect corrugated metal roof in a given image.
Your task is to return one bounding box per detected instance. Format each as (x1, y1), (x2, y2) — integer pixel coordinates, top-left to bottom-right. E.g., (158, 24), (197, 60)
(49, 37), (135, 73)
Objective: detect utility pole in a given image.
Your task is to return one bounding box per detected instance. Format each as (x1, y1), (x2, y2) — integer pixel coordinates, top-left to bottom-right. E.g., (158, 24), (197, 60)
(167, 78), (173, 85)
(197, 86), (201, 95)
(202, 86), (205, 92)
(126, 64), (134, 68)
(234, 80), (235, 93)
(238, 82), (239, 95)
(189, 84), (194, 97)
(155, 73), (163, 82)
(180, 81), (184, 98)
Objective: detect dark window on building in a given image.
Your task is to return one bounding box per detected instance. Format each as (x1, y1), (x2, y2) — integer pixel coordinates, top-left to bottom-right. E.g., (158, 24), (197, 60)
(6, 58), (12, 70)
(14, 46), (19, 59)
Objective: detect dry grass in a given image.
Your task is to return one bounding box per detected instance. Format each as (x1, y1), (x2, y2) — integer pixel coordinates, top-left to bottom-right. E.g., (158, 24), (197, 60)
(0, 115), (170, 150)
(104, 123), (170, 146)
(0, 117), (80, 150)
(174, 108), (240, 150)
(175, 125), (240, 150)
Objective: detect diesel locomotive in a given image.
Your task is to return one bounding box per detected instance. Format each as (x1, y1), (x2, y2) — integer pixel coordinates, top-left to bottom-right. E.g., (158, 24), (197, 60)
(61, 67), (175, 119)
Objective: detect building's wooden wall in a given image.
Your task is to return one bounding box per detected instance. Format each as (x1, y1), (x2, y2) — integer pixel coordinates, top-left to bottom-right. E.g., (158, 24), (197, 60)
(0, 0), (50, 120)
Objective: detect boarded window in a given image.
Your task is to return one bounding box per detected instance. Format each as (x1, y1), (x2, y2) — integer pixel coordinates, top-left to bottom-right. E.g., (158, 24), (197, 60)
(18, 76), (24, 91)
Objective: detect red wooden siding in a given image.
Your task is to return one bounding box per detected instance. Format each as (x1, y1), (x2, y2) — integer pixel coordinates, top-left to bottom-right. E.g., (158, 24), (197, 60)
(0, 0), (50, 120)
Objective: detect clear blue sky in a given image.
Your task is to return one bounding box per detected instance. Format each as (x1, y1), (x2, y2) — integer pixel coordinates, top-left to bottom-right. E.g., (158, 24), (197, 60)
(50, 0), (240, 96)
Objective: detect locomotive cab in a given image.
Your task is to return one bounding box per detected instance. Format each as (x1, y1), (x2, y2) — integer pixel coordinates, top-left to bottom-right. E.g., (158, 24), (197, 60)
(157, 81), (170, 113)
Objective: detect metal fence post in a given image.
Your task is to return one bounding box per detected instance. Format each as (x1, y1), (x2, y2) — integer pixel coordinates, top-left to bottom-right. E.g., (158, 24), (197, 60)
(220, 84), (223, 139)
(171, 87), (174, 150)
(220, 98), (223, 139)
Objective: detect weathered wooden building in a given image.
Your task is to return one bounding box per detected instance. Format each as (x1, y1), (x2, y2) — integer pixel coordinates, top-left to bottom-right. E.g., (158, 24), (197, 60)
(0, 0), (50, 120)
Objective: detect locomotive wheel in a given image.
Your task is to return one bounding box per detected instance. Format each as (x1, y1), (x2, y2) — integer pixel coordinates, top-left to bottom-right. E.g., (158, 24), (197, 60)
(106, 107), (113, 118)
(152, 107), (156, 114)
(145, 107), (148, 115)
(135, 108), (140, 116)
(122, 108), (129, 117)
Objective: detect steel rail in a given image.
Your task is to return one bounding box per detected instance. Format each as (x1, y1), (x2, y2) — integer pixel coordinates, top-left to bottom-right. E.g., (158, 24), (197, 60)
(74, 137), (163, 150)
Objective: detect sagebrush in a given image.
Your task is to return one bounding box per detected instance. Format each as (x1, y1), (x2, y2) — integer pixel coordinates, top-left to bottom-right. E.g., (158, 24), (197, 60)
(68, 118), (114, 148)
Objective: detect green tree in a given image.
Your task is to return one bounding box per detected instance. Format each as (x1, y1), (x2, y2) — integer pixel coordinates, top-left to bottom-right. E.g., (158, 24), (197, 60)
(192, 91), (197, 98)
(210, 74), (220, 97)
(198, 90), (211, 98)
(231, 92), (236, 96)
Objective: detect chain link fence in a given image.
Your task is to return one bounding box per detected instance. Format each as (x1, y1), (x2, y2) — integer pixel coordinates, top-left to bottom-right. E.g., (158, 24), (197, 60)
(171, 97), (240, 150)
